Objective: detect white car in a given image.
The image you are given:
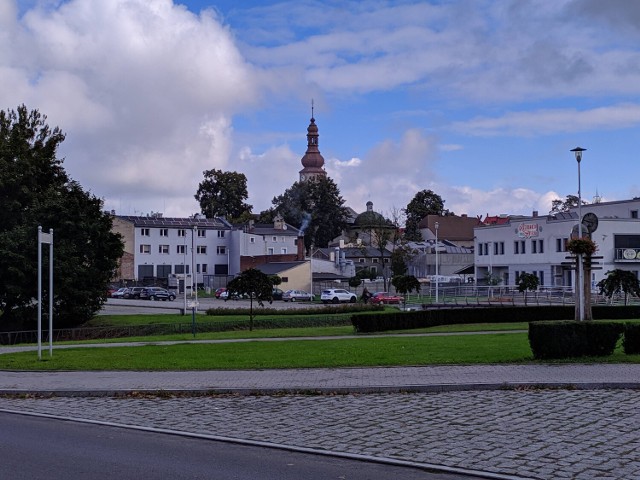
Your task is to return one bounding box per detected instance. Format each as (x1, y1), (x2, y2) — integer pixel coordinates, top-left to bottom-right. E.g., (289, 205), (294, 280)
(283, 290), (314, 302)
(320, 288), (357, 304)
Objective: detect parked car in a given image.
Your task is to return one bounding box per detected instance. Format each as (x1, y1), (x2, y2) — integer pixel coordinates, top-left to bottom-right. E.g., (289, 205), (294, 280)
(272, 288), (284, 300)
(111, 287), (131, 299)
(126, 286), (146, 299)
(320, 288), (357, 304)
(140, 287), (175, 301)
(369, 291), (403, 305)
(214, 287), (227, 298)
(283, 289), (314, 302)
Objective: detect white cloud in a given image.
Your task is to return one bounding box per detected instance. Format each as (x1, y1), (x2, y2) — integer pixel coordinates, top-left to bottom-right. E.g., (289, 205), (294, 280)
(331, 157), (361, 168)
(453, 104), (640, 137)
(2, 0), (258, 217)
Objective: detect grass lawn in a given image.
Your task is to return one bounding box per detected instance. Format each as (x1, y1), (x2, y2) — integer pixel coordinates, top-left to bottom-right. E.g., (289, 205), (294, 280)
(0, 332), (535, 370)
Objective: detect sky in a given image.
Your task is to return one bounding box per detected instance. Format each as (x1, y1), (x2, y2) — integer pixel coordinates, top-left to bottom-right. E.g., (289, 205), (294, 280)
(3, 0), (640, 224)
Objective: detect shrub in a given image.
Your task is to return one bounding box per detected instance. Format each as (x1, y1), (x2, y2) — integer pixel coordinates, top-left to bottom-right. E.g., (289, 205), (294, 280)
(623, 323), (640, 355)
(528, 321), (624, 359)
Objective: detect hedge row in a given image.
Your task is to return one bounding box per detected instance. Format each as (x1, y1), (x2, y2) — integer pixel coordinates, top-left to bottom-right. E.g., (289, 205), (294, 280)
(350, 305), (640, 333)
(623, 323), (640, 355)
(206, 304), (381, 316)
(528, 321), (625, 359)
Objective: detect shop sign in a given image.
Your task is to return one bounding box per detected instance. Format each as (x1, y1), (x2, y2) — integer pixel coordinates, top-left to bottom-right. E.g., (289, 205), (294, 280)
(516, 223), (540, 239)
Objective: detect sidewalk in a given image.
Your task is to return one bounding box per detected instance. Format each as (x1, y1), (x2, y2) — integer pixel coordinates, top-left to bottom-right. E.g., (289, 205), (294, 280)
(2, 363), (640, 396)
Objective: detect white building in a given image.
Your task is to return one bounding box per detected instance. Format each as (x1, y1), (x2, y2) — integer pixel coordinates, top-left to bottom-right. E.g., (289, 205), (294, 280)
(474, 199), (640, 288)
(112, 214), (238, 287)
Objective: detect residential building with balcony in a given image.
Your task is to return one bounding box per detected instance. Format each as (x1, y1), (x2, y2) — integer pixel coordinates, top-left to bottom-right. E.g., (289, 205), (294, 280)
(473, 198), (640, 288)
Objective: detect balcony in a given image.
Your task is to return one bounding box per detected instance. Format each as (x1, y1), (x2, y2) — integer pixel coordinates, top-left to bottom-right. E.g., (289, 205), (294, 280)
(615, 248), (640, 262)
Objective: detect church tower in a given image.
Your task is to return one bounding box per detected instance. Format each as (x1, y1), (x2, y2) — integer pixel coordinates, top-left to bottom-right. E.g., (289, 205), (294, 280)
(299, 101), (326, 182)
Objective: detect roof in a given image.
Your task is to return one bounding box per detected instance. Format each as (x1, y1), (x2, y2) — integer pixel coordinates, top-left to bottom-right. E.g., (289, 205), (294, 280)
(116, 215), (231, 229)
(418, 215), (480, 241)
(255, 262), (307, 275)
(316, 246), (392, 258)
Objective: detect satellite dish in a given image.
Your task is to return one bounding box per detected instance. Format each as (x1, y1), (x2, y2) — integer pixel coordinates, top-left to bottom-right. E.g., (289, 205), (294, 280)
(582, 213), (598, 233)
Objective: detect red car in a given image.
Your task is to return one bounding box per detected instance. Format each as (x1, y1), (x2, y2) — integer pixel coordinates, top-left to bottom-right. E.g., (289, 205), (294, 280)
(369, 292), (403, 305)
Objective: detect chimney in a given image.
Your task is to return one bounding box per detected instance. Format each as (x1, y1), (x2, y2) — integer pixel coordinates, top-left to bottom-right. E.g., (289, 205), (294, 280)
(533, 211), (538, 217)
(297, 235), (305, 260)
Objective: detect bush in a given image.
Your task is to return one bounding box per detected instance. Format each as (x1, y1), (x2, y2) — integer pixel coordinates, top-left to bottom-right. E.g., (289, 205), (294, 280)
(351, 306), (573, 333)
(206, 304), (381, 316)
(623, 323), (640, 355)
(528, 321), (624, 359)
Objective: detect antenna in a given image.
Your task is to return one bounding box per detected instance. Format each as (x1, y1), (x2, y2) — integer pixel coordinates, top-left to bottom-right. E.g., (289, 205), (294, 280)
(311, 98), (314, 119)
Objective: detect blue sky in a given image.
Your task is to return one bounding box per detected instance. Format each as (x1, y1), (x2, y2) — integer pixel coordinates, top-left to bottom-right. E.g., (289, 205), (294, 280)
(4, 0), (640, 222)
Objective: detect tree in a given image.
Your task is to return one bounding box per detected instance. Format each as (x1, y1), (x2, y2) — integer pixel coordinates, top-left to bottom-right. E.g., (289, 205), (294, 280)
(550, 194), (587, 214)
(597, 269), (640, 305)
(403, 190), (447, 241)
(516, 272), (539, 306)
(195, 169), (253, 221)
(391, 275), (421, 304)
(272, 177), (349, 251)
(226, 268), (274, 331)
(0, 106), (124, 330)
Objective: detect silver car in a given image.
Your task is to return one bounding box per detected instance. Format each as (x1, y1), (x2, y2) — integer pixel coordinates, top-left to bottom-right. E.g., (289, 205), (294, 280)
(283, 290), (314, 302)
(320, 288), (357, 304)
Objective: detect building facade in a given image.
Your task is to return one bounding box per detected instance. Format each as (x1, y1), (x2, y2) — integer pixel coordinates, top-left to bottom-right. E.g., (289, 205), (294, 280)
(474, 199), (640, 288)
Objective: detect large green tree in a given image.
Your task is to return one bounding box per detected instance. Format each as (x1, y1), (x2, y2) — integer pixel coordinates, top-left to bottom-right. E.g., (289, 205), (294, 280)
(271, 177), (349, 251)
(194, 169), (253, 221)
(403, 189), (447, 241)
(0, 106), (123, 330)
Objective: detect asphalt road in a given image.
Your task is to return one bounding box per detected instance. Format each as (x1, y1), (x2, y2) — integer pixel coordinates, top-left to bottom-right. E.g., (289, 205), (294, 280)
(0, 412), (478, 480)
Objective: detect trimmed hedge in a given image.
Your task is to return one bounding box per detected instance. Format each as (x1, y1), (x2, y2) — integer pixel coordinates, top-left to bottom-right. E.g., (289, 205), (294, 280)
(351, 305), (640, 334)
(623, 323), (640, 355)
(528, 321), (624, 359)
(351, 306), (574, 333)
(206, 304), (381, 316)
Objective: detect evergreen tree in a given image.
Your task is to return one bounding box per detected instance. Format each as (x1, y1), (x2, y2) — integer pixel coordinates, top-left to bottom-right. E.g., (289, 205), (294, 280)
(0, 106), (123, 329)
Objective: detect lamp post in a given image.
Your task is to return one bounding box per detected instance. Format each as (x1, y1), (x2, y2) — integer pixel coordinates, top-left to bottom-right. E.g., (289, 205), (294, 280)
(435, 221), (439, 304)
(571, 147), (586, 321)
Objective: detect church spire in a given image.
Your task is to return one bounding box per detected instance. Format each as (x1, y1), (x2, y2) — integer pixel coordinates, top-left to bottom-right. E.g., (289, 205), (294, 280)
(299, 101), (326, 182)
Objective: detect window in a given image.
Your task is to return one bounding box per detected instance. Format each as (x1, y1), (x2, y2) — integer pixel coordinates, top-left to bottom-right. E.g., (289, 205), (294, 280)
(268, 247), (274, 255)
(538, 240), (544, 254)
(532, 240), (537, 254)
(632, 210), (638, 219)
(250, 237), (255, 244)
(521, 241), (526, 254)
(198, 229), (206, 238)
(498, 242), (505, 255)
(478, 243), (483, 256)
(483, 243), (488, 256)
(140, 228), (150, 236)
(281, 248), (287, 254)
(178, 229), (186, 237)
(196, 264), (200, 273)
(359, 258), (366, 263)
(372, 258), (379, 263)
(175, 265), (185, 274)
(177, 245), (186, 254)
(514, 241), (519, 255)
(157, 265), (171, 278)
(217, 246), (226, 255)
(159, 228), (168, 237)
(159, 244), (169, 254)
(140, 244), (150, 254)
(539, 271), (544, 286)
(201, 264), (208, 273)
(494, 242), (499, 255)
(217, 230), (225, 238)
(272, 236), (277, 242)
(196, 245), (207, 254)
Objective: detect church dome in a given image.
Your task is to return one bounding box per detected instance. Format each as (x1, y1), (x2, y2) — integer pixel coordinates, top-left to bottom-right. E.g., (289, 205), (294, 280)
(354, 201), (386, 227)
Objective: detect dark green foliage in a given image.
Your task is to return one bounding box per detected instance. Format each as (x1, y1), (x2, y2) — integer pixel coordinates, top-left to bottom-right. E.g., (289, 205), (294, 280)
(194, 169), (252, 221)
(272, 177), (349, 249)
(528, 321), (624, 359)
(403, 189), (446, 241)
(516, 272), (539, 306)
(623, 323), (640, 355)
(550, 194), (585, 213)
(597, 269), (640, 305)
(0, 106), (123, 330)
(226, 268), (276, 330)
(391, 275), (421, 298)
(206, 304), (380, 317)
(351, 305), (640, 334)
(348, 277), (362, 289)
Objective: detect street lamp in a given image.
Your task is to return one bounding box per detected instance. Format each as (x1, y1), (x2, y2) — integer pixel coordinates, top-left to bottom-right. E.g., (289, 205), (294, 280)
(435, 221), (439, 304)
(571, 147), (586, 321)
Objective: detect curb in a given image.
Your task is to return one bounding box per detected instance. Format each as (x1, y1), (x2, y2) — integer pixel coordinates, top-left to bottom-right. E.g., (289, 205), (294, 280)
(2, 381), (640, 398)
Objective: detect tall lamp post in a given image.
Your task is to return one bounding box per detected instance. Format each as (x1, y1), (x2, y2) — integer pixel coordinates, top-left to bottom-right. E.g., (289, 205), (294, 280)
(571, 147), (586, 321)
(435, 221), (439, 304)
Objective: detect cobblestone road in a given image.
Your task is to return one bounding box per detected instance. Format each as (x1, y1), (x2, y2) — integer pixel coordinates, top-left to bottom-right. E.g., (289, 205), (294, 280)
(2, 388), (639, 480)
